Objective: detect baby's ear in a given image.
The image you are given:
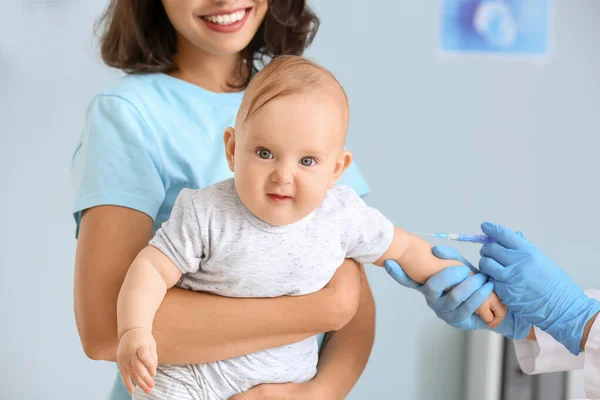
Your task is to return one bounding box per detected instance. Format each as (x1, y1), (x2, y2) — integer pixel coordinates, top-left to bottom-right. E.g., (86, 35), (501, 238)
(329, 150), (352, 188)
(223, 127), (236, 172)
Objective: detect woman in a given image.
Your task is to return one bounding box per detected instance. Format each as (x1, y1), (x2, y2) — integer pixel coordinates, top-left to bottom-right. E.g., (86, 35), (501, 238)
(72, 1), (375, 399)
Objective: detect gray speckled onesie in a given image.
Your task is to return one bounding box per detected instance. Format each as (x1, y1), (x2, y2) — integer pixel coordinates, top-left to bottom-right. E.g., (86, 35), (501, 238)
(136, 178), (393, 400)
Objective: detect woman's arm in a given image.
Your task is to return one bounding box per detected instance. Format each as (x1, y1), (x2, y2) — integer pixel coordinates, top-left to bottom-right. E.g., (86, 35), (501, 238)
(75, 205), (360, 364)
(312, 265), (376, 399)
(228, 265), (376, 400)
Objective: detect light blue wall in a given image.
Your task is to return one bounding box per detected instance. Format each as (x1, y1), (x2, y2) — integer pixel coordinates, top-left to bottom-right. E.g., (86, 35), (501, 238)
(2, 1), (600, 399)
(0, 2), (122, 399)
(307, 1), (600, 399)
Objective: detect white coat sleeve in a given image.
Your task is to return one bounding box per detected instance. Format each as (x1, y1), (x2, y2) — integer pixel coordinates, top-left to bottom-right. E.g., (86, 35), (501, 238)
(513, 289), (600, 398)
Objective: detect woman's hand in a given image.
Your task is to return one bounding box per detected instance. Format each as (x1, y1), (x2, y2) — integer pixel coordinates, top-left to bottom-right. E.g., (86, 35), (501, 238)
(321, 258), (362, 331)
(229, 381), (328, 400)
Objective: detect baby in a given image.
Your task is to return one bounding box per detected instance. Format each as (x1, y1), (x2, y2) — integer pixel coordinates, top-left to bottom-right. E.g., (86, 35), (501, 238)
(116, 55), (506, 400)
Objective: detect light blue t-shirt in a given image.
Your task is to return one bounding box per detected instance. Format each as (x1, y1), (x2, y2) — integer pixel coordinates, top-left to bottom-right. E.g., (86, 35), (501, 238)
(71, 73), (370, 400)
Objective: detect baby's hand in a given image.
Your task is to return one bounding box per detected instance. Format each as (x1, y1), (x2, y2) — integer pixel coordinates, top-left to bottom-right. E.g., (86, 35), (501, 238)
(476, 291), (507, 329)
(117, 327), (157, 394)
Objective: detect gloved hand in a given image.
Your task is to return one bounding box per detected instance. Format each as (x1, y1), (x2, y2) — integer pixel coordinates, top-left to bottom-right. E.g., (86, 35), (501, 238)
(479, 222), (600, 355)
(385, 246), (531, 339)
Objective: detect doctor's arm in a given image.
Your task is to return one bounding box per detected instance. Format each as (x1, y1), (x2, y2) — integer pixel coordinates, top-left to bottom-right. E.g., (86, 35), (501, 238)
(525, 311), (599, 349)
(513, 291), (600, 377)
(478, 222), (600, 355)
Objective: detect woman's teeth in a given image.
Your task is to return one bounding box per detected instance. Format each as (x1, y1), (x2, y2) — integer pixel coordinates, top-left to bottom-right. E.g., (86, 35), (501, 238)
(202, 10), (246, 25)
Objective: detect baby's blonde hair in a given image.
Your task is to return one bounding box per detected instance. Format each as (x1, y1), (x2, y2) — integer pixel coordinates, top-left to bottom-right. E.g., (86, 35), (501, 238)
(236, 55), (349, 127)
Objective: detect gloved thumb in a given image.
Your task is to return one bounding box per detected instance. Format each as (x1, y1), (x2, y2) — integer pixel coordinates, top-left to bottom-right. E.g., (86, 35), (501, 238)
(432, 246), (477, 273)
(384, 260), (421, 290)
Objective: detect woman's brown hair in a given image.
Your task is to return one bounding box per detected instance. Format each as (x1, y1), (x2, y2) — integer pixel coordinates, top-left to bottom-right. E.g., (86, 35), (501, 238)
(97, 0), (320, 88)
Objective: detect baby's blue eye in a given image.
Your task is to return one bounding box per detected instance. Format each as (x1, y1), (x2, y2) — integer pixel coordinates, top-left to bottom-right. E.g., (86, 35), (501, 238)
(257, 148), (273, 159)
(299, 157), (316, 167)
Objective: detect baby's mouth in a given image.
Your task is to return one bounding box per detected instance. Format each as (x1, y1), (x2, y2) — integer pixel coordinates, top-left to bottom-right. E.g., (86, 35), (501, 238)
(267, 194), (292, 202)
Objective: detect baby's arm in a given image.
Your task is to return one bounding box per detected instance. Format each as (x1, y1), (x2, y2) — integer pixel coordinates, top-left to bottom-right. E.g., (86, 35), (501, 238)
(373, 227), (455, 284)
(340, 188), (504, 327)
(373, 227), (506, 327)
(116, 245), (183, 394)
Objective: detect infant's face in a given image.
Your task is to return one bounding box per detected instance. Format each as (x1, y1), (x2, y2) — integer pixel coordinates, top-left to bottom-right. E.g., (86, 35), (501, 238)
(231, 91), (348, 226)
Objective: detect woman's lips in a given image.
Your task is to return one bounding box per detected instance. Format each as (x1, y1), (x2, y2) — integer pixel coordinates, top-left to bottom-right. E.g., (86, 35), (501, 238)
(199, 8), (251, 34)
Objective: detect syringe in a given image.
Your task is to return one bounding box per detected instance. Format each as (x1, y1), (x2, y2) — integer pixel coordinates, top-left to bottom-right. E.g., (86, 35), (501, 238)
(413, 232), (496, 244)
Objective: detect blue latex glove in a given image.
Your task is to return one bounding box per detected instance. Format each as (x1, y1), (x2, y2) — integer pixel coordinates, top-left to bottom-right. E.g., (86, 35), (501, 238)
(385, 246), (531, 339)
(479, 222), (600, 355)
